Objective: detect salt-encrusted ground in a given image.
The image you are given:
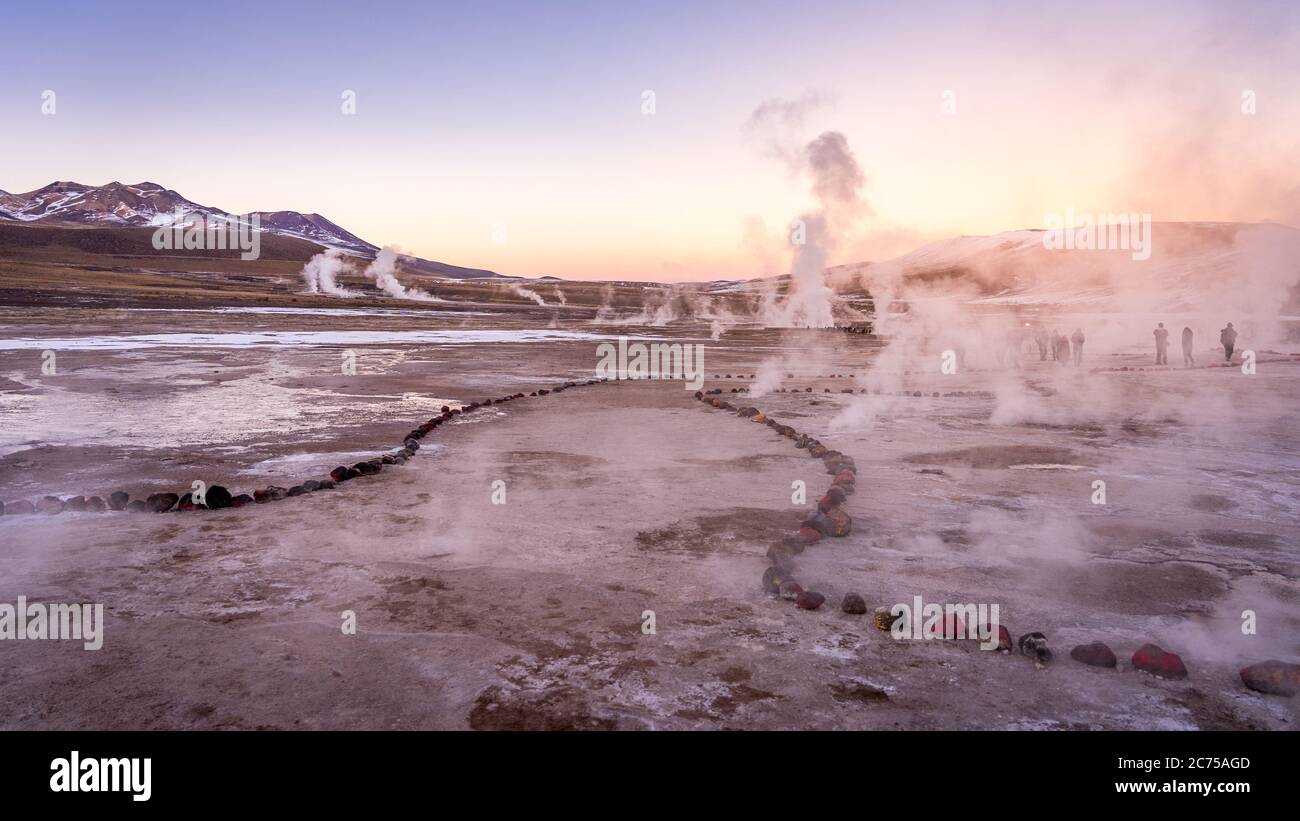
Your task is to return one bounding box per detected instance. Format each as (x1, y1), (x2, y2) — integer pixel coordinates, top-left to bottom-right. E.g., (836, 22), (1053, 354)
(1, 306), (1297, 729)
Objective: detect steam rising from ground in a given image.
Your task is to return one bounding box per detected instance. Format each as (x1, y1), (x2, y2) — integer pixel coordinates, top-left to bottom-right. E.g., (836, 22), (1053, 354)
(593, 284), (744, 337)
(302, 249), (358, 297)
(362, 246), (437, 301)
(301, 245), (438, 301)
(747, 353), (793, 398)
(745, 95), (868, 328)
(503, 282), (547, 306)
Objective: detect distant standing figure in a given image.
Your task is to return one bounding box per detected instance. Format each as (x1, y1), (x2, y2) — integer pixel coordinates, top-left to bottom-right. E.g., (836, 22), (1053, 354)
(1153, 323), (1169, 365)
(1053, 331), (1069, 365)
(1181, 326), (1194, 366)
(1220, 322), (1238, 362)
(1070, 328), (1085, 366)
(1034, 327), (1049, 361)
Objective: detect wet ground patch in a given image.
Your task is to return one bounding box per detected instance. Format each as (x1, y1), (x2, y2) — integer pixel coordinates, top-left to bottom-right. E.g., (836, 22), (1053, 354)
(1196, 530), (1280, 549)
(903, 445), (1083, 470)
(1189, 494), (1238, 513)
(1059, 559), (1230, 616)
(634, 508), (796, 555)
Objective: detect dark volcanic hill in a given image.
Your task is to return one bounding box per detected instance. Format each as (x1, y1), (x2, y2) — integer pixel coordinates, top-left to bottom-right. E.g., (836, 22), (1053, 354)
(0, 180), (497, 279)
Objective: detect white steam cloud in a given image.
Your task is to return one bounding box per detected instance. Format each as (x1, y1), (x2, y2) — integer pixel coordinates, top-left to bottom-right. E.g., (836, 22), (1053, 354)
(301, 249), (358, 297)
(503, 282), (547, 305)
(361, 246), (437, 301)
(301, 245), (439, 301)
(745, 94), (868, 329)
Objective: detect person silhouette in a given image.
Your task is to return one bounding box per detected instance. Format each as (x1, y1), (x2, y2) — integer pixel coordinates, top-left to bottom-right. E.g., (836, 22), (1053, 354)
(1070, 328), (1085, 367)
(1181, 326), (1194, 366)
(1153, 323), (1169, 365)
(1034, 326), (1049, 361)
(1220, 322), (1238, 362)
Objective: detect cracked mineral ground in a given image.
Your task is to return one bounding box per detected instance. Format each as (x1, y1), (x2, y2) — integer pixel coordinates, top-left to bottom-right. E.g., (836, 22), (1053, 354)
(1, 304), (1297, 729)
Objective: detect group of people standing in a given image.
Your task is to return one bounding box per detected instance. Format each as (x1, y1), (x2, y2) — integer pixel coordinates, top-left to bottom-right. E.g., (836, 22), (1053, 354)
(1153, 322), (1237, 366)
(1033, 326), (1086, 367)
(968, 320), (1242, 370)
(1026, 320), (1240, 369)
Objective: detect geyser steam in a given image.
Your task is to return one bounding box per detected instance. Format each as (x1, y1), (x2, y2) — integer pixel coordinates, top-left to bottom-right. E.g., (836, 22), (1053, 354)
(301, 246), (438, 301)
(362, 246), (436, 301)
(746, 95), (868, 328)
(302, 249), (358, 297)
(503, 282), (547, 306)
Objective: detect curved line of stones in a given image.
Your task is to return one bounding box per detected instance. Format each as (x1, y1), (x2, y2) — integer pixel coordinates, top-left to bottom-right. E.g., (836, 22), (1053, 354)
(692, 390), (856, 614)
(693, 389), (1299, 698)
(0, 378), (612, 518)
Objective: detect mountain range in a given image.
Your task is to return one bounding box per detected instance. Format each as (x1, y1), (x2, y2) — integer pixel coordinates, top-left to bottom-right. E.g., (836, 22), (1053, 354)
(0, 181), (497, 279)
(3, 181), (1296, 309)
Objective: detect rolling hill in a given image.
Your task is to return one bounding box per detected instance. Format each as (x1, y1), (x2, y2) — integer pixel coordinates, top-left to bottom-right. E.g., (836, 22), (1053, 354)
(0, 181), (497, 279)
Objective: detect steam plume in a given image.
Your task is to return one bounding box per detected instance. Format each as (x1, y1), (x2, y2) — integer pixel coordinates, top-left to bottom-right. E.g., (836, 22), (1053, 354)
(503, 282), (547, 305)
(361, 246), (438, 301)
(301, 249), (358, 297)
(746, 94), (868, 329)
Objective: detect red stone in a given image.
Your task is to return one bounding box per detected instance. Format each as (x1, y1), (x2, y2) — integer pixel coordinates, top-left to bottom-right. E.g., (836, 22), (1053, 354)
(797, 526), (822, 544)
(1131, 643), (1188, 680)
(996, 625), (1013, 652)
(795, 591), (825, 610)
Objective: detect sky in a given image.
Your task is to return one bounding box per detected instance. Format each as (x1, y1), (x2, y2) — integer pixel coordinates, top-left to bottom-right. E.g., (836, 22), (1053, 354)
(1, 0), (1298, 281)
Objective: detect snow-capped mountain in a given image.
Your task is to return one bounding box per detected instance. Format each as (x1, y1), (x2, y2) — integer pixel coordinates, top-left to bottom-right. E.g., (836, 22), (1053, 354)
(250, 211), (374, 255)
(0, 180), (501, 277)
(1, 181), (378, 258)
(1, 181), (209, 226)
